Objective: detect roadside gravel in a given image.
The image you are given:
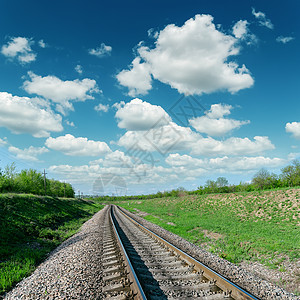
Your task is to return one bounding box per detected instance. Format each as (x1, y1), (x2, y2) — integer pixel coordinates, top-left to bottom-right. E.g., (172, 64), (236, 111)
(4, 205), (109, 300)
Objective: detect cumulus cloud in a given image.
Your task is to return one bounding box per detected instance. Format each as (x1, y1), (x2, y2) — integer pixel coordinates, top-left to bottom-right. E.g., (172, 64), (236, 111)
(1, 37), (36, 64)
(0, 92), (63, 137)
(190, 136), (274, 156)
(117, 14), (254, 96)
(276, 36), (294, 44)
(89, 43), (112, 57)
(118, 121), (198, 154)
(9, 145), (49, 162)
(23, 72), (100, 114)
(189, 103), (249, 136)
(45, 134), (111, 156)
(286, 122), (300, 139)
(95, 103), (109, 113)
(75, 64), (83, 74)
(113, 99), (273, 156)
(233, 20), (249, 39)
(252, 8), (274, 29)
(116, 57), (152, 96)
(166, 153), (285, 172)
(232, 20), (257, 45)
(114, 98), (171, 131)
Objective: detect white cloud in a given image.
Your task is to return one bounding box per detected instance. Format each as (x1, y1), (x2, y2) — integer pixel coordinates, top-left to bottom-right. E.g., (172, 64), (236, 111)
(75, 64), (83, 74)
(117, 14), (254, 96)
(286, 122), (300, 139)
(205, 103), (231, 118)
(276, 36), (294, 44)
(9, 145), (49, 162)
(252, 8), (274, 29)
(114, 100), (273, 156)
(232, 20), (257, 45)
(288, 152), (300, 161)
(118, 128), (274, 157)
(0, 138), (7, 147)
(189, 103), (249, 136)
(190, 136), (274, 156)
(0, 92), (63, 137)
(38, 40), (46, 48)
(114, 98), (171, 131)
(117, 121), (198, 153)
(89, 43), (112, 57)
(166, 153), (285, 172)
(1, 37), (36, 64)
(45, 134), (111, 156)
(116, 57), (152, 96)
(95, 103), (109, 113)
(23, 72), (100, 114)
(66, 120), (75, 127)
(233, 20), (249, 39)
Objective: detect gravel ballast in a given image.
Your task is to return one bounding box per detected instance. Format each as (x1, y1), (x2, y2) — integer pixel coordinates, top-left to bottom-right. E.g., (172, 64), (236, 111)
(4, 205), (109, 300)
(118, 206), (299, 300)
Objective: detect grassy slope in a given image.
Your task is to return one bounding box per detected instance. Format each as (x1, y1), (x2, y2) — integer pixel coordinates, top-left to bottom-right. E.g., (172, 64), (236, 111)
(116, 188), (299, 269)
(0, 194), (104, 294)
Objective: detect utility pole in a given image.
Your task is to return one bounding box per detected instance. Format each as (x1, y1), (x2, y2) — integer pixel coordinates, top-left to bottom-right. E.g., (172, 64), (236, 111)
(78, 190), (80, 199)
(43, 169), (47, 196)
(64, 182), (66, 198)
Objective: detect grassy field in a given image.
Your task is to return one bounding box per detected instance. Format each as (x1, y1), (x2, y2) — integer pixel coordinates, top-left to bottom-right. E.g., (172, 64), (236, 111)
(0, 194), (104, 295)
(115, 188), (300, 292)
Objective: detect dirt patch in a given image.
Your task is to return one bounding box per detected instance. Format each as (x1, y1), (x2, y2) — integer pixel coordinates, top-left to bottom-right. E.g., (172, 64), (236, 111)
(240, 258), (300, 295)
(132, 208), (149, 217)
(167, 222), (176, 226)
(203, 229), (223, 240)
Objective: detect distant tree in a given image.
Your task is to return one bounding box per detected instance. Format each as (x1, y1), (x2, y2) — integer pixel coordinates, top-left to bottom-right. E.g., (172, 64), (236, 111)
(281, 159), (300, 187)
(216, 177), (229, 187)
(252, 168), (279, 190)
(205, 179), (218, 193)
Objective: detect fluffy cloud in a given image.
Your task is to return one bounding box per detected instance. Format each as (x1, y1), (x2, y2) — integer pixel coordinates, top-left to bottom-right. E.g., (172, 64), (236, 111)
(0, 138), (7, 147)
(38, 40), (46, 48)
(116, 57), (152, 96)
(0, 92), (63, 137)
(189, 104), (249, 136)
(117, 14), (254, 96)
(252, 8), (274, 29)
(1, 37), (36, 64)
(45, 134), (111, 156)
(166, 153), (285, 172)
(89, 43), (112, 57)
(286, 122), (300, 139)
(232, 20), (249, 39)
(190, 136), (274, 156)
(232, 20), (257, 45)
(276, 36), (294, 44)
(95, 103), (109, 113)
(9, 146), (49, 162)
(114, 98), (171, 131)
(75, 64), (83, 74)
(114, 99), (273, 156)
(118, 121), (198, 154)
(23, 72), (100, 114)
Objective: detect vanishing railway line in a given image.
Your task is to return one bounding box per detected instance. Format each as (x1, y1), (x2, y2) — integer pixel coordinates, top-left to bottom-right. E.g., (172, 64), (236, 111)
(102, 205), (259, 300)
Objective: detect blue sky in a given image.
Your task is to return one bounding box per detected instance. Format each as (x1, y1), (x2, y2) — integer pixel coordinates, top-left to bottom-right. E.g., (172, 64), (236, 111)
(0, 0), (299, 195)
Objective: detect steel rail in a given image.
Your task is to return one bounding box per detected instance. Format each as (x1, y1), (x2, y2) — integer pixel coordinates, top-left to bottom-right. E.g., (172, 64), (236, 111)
(109, 205), (147, 300)
(115, 205), (260, 300)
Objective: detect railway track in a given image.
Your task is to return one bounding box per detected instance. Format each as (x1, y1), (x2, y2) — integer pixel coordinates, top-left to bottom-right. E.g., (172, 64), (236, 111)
(102, 205), (259, 299)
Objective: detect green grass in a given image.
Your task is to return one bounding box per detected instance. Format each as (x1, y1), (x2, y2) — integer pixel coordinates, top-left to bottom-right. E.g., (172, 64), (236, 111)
(115, 188), (300, 268)
(0, 193), (104, 295)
